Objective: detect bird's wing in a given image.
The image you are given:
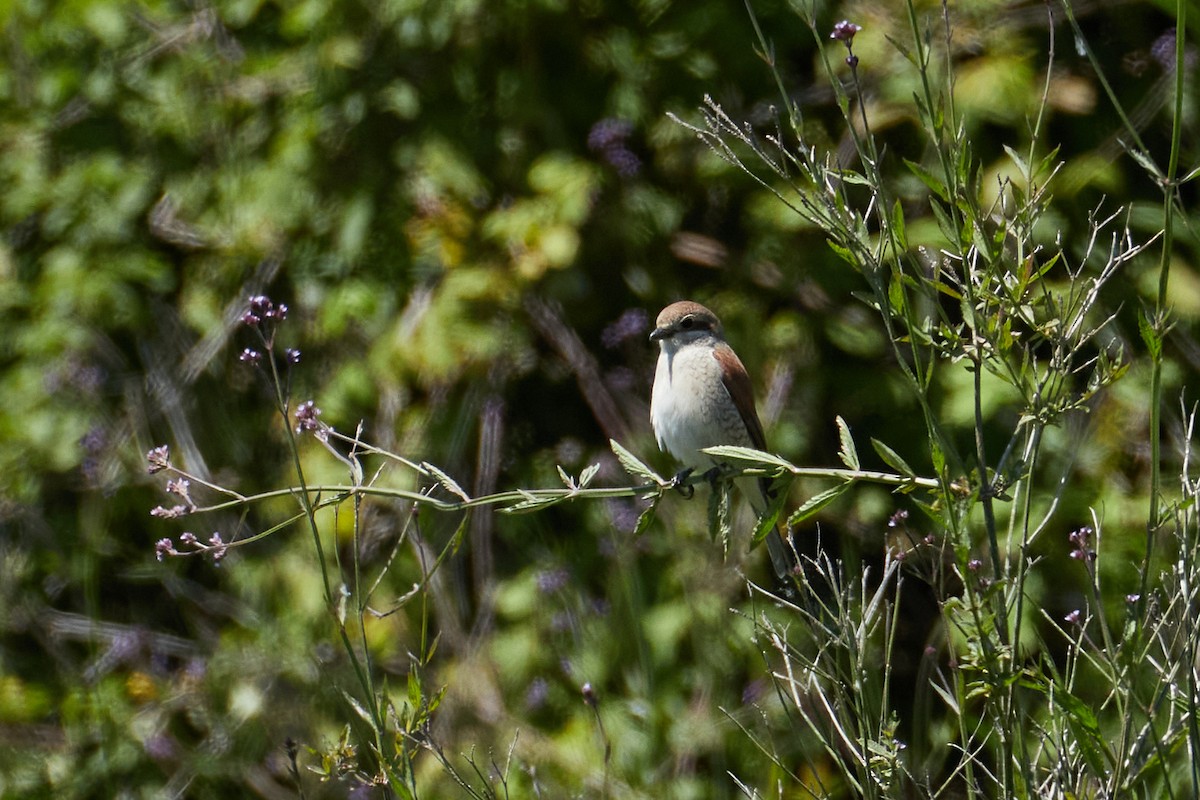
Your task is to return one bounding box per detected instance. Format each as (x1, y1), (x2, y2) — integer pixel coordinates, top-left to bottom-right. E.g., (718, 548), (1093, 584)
(715, 343), (794, 580)
(713, 343), (767, 451)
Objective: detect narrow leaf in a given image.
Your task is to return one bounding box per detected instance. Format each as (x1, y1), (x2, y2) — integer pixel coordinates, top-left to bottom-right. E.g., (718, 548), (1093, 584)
(1002, 144), (1029, 181)
(342, 690), (375, 725)
(1138, 309), (1162, 360)
(1181, 163), (1200, 184)
(929, 200), (959, 244)
(556, 464), (573, 488)
(928, 280), (963, 300)
(751, 481), (790, 546)
(903, 158), (950, 201)
(786, 482), (851, 526)
(826, 240), (858, 267)
(871, 438), (915, 478)
(890, 198), (908, 251)
(501, 496), (564, 514)
(836, 416), (859, 470)
(610, 439), (661, 483)
(407, 668), (423, 709)
(1055, 688), (1111, 775)
(703, 445), (795, 472)
(633, 497), (660, 536)
(888, 271), (906, 316)
(579, 463), (600, 488)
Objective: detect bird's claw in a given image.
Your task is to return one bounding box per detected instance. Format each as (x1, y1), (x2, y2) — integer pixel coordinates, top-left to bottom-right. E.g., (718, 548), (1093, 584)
(670, 468), (696, 499)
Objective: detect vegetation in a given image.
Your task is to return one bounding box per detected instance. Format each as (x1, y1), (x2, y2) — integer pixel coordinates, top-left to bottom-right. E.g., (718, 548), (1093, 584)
(2, 0), (1200, 797)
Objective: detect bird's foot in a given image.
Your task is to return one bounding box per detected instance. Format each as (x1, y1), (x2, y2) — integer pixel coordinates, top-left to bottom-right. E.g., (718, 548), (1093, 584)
(669, 468), (696, 499)
(701, 464), (728, 487)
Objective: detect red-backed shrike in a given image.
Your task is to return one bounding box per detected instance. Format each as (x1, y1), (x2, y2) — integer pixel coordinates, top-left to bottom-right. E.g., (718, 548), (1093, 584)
(649, 300), (792, 578)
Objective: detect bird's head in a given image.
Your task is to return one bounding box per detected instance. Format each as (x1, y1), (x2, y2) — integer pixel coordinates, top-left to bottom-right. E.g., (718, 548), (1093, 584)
(649, 301), (724, 349)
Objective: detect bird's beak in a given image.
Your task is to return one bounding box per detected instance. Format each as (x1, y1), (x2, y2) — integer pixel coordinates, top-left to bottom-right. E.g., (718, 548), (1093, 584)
(649, 327), (667, 343)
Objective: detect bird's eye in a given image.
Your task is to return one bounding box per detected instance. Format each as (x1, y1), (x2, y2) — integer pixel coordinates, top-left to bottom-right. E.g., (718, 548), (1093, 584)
(680, 316), (694, 329)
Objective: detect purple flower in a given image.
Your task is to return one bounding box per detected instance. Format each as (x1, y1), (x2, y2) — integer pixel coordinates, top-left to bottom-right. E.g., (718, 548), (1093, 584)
(1064, 609), (1082, 625)
(1068, 526), (1096, 561)
(285, 348), (301, 364)
(207, 532), (228, 562)
(146, 445), (171, 474)
(587, 118), (641, 177)
(1149, 28), (1196, 71)
(248, 295), (272, 316)
(239, 347), (262, 366)
(604, 147), (641, 178)
(830, 20), (862, 43)
(150, 504), (189, 519)
(601, 309), (650, 349)
(537, 568), (570, 593)
(587, 118), (633, 152)
(244, 295), (287, 326)
(155, 538), (176, 561)
(294, 400), (322, 433)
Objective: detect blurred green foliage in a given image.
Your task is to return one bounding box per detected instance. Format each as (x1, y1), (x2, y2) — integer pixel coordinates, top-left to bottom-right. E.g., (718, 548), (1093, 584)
(1, 0), (1198, 796)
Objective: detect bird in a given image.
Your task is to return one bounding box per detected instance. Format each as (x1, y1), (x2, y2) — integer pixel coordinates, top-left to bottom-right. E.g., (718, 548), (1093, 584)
(649, 300), (793, 579)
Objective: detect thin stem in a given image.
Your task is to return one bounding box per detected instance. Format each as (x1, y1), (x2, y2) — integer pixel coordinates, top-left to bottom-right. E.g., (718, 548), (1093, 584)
(168, 462), (939, 522)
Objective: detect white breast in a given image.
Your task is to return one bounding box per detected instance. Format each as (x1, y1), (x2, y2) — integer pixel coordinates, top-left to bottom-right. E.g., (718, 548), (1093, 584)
(651, 342), (752, 468)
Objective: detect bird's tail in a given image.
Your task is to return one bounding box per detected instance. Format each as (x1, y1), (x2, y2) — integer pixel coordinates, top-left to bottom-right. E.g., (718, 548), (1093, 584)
(741, 476), (795, 582)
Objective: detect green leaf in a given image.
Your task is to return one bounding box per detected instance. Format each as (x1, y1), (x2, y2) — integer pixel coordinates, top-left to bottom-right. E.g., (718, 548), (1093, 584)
(889, 198), (908, 251)
(836, 416), (859, 470)
(707, 479), (732, 554)
(1138, 309), (1163, 360)
(887, 271), (906, 316)
(501, 494), (564, 514)
(610, 439), (661, 483)
(425, 684), (447, 716)
(1181, 163), (1200, 185)
(407, 668), (423, 709)
(826, 240), (858, 267)
(556, 464), (573, 488)
(751, 481), (790, 546)
(1054, 687), (1111, 775)
(702, 445), (795, 472)
(578, 463), (599, 488)
(928, 279), (963, 300)
(786, 482), (851, 526)
(929, 199), (960, 246)
(838, 170), (873, 186)
(342, 690), (375, 725)
(931, 442), (946, 478)
(1002, 144), (1030, 182)
(903, 158), (950, 201)
(871, 438), (915, 477)
(633, 497), (660, 536)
